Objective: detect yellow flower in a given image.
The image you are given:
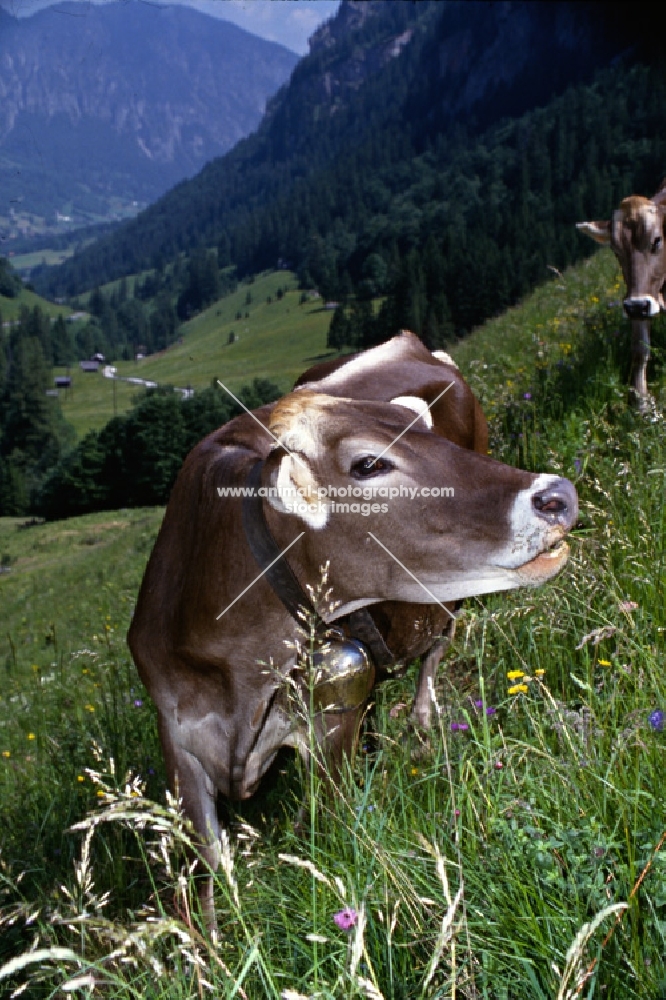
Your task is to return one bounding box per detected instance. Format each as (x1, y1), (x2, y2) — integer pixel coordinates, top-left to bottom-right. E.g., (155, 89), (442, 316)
(411, 767), (419, 776)
(508, 684), (529, 695)
(84, 704), (95, 713)
(1, 751), (10, 758)
(507, 670), (525, 681)
(96, 790), (106, 798)
(27, 733), (35, 741)
(77, 775), (85, 783)
(598, 659), (611, 667)
(534, 669), (545, 677)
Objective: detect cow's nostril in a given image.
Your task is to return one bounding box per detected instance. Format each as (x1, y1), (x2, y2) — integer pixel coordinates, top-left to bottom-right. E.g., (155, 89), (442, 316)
(533, 496), (566, 513)
(532, 478), (578, 528)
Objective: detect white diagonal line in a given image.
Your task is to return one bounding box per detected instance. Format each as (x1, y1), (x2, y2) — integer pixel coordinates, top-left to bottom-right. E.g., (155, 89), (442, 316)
(367, 532), (455, 620)
(371, 381), (454, 465)
(216, 532), (305, 620)
(216, 379), (308, 471)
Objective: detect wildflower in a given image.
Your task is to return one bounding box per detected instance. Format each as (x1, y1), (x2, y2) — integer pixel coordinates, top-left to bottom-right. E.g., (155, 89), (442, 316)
(96, 790), (106, 798)
(486, 706), (497, 716)
(450, 722), (469, 731)
(648, 710), (665, 732)
(454, 809), (461, 818)
(508, 684), (529, 695)
(27, 732), (35, 740)
(574, 458), (582, 474)
(411, 767), (419, 776)
(1, 751), (10, 758)
(619, 601), (639, 613)
(598, 659), (611, 667)
(77, 775), (85, 783)
(134, 699), (143, 708)
(333, 908), (358, 931)
(495, 760), (503, 770)
(507, 670), (525, 681)
(84, 704), (95, 712)
(534, 669), (545, 677)
(523, 392), (532, 400)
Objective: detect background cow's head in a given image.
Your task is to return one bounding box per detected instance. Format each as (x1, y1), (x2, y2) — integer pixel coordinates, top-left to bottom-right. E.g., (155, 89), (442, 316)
(577, 181), (666, 320)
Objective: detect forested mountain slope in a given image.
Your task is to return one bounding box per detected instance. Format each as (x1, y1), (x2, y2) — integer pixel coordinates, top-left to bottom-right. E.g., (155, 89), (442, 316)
(0, 2), (297, 237)
(37, 1), (661, 343)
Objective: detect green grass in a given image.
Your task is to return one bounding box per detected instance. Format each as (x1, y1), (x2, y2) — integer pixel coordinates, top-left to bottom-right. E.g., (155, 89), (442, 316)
(54, 271), (335, 438)
(0, 285), (73, 322)
(1, 248), (666, 998)
(9, 247), (75, 274)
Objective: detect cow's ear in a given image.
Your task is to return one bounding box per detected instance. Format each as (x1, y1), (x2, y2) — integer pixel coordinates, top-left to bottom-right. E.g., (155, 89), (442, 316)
(266, 451), (328, 529)
(652, 183), (666, 209)
(575, 221), (611, 245)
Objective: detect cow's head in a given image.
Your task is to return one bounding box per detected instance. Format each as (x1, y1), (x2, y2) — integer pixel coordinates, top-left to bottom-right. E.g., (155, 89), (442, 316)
(261, 390), (577, 618)
(577, 182), (666, 319)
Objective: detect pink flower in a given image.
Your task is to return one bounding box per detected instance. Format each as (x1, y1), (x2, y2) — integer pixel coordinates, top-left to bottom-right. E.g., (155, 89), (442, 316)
(333, 908), (358, 931)
(619, 601), (639, 613)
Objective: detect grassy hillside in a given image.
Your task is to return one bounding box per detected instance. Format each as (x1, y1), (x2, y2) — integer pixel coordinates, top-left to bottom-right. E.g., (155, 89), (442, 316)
(54, 271), (334, 438)
(1, 250), (665, 997)
(0, 285), (73, 322)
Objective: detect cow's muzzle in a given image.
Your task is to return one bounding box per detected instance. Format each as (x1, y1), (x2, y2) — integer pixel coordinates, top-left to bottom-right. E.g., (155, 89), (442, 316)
(532, 477), (578, 532)
(623, 296), (660, 319)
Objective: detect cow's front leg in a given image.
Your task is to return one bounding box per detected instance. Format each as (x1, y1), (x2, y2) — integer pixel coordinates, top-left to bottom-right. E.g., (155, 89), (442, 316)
(629, 319), (651, 410)
(411, 616), (456, 729)
(157, 713), (220, 932)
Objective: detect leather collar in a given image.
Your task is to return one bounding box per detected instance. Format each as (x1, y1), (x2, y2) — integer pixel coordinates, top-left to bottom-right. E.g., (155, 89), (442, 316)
(242, 459), (395, 669)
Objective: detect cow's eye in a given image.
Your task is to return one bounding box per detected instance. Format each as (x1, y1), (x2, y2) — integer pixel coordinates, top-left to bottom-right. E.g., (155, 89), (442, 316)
(351, 456), (393, 478)
(652, 236), (662, 254)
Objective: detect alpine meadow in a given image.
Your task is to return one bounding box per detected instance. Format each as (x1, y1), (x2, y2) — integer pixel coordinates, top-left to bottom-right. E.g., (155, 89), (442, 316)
(1, 2), (665, 997)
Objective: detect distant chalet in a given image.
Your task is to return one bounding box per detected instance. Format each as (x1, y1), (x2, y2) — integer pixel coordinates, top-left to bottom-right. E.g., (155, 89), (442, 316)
(80, 360), (99, 373)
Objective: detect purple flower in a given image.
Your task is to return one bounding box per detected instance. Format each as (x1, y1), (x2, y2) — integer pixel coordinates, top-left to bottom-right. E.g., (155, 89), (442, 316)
(333, 908), (358, 931)
(574, 459), (582, 474)
(473, 699), (483, 709)
(450, 722), (469, 731)
(648, 710), (665, 732)
(134, 699), (143, 708)
(523, 392), (532, 400)
(486, 706), (497, 716)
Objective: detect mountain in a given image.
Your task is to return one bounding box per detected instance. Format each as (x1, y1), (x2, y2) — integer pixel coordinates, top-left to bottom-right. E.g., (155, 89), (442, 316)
(0, 2), (297, 239)
(36, 0), (662, 335)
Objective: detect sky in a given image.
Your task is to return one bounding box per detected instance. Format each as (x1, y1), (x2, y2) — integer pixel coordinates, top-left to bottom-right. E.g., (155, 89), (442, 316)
(0, 0), (341, 54)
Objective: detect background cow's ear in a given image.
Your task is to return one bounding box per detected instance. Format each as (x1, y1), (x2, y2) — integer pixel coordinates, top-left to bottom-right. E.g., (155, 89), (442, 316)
(652, 182), (666, 208)
(575, 220), (611, 245)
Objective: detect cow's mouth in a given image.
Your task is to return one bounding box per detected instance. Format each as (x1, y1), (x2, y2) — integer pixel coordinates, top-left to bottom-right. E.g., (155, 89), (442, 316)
(517, 538), (570, 583)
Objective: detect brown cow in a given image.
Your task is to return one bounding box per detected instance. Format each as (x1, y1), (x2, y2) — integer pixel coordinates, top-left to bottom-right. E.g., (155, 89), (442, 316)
(577, 180), (666, 408)
(294, 330), (488, 728)
(128, 338), (577, 927)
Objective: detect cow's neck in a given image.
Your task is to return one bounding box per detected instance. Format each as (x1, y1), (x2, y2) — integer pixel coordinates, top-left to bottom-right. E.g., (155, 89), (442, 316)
(242, 459), (394, 669)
